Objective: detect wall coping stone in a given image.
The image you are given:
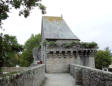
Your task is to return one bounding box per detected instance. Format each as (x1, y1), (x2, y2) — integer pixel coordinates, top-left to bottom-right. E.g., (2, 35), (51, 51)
(0, 64), (45, 79)
(70, 64), (112, 74)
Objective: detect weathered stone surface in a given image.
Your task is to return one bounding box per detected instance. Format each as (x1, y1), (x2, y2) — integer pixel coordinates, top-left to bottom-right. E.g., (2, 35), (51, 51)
(70, 64), (112, 86)
(2, 67), (27, 72)
(0, 64), (45, 86)
(44, 73), (75, 86)
(33, 47), (41, 61)
(46, 54), (76, 73)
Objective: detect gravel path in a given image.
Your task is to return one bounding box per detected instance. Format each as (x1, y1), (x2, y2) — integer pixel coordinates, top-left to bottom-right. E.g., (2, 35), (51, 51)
(44, 73), (76, 86)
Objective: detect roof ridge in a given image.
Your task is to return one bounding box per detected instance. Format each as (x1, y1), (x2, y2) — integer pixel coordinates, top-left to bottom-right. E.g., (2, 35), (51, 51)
(43, 16), (62, 18)
(43, 16), (63, 22)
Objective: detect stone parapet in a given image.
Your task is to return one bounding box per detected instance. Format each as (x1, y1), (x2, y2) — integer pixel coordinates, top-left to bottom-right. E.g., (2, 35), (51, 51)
(0, 64), (45, 86)
(2, 67), (27, 73)
(70, 64), (112, 86)
(46, 47), (96, 57)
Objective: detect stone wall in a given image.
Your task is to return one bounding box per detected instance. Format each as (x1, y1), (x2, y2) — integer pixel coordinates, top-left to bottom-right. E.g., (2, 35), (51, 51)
(0, 64), (45, 86)
(46, 54), (76, 73)
(70, 64), (112, 86)
(2, 67), (27, 73)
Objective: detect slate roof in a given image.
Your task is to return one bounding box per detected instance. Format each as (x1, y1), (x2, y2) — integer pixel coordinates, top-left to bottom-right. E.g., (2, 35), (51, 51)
(42, 16), (80, 40)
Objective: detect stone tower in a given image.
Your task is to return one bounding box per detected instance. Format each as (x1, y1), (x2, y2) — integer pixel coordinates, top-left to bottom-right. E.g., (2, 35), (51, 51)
(40, 16), (96, 73)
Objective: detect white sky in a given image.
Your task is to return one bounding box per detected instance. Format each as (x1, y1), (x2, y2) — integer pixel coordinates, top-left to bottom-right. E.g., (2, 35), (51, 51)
(1, 0), (112, 50)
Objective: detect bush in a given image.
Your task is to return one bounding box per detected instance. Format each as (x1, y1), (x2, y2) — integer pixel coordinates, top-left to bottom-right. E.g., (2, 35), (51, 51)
(80, 42), (97, 48)
(62, 41), (80, 48)
(95, 50), (112, 69)
(71, 41), (80, 45)
(80, 42), (89, 48)
(48, 41), (56, 47)
(88, 42), (98, 48)
(62, 43), (72, 48)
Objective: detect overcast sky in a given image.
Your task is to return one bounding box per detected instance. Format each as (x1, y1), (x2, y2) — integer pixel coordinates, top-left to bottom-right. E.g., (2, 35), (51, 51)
(1, 0), (112, 50)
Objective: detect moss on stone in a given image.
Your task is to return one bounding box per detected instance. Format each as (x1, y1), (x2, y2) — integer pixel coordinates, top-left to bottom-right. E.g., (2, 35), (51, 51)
(44, 16), (62, 22)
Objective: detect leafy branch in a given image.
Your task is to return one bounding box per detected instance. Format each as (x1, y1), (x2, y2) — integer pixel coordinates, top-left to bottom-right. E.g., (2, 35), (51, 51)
(0, 0), (46, 28)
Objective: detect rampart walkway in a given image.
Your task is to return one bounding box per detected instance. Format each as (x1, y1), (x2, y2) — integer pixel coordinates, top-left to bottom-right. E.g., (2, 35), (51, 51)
(1, 64), (112, 86)
(44, 73), (76, 86)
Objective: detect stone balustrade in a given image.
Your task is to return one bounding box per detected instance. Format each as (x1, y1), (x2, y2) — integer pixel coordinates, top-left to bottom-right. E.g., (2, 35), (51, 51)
(0, 64), (45, 86)
(70, 64), (112, 86)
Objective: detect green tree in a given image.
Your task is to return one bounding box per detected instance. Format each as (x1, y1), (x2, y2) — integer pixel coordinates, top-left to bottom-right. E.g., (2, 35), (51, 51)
(1, 34), (23, 67)
(0, 0), (46, 28)
(95, 50), (112, 69)
(24, 34), (41, 50)
(0, 34), (23, 73)
(20, 34), (41, 67)
(105, 47), (111, 53)
(0, 34), (3, 68)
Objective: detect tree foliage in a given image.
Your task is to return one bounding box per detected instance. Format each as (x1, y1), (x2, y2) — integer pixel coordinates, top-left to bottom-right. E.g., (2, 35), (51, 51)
(0, 34), (23, 67)
(95, 50), (112, 69)
(20, 34), (41, 66)
(0, 34), (3, 68)
(0, 0), (46, 28)
(24, 34), (41, 50)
